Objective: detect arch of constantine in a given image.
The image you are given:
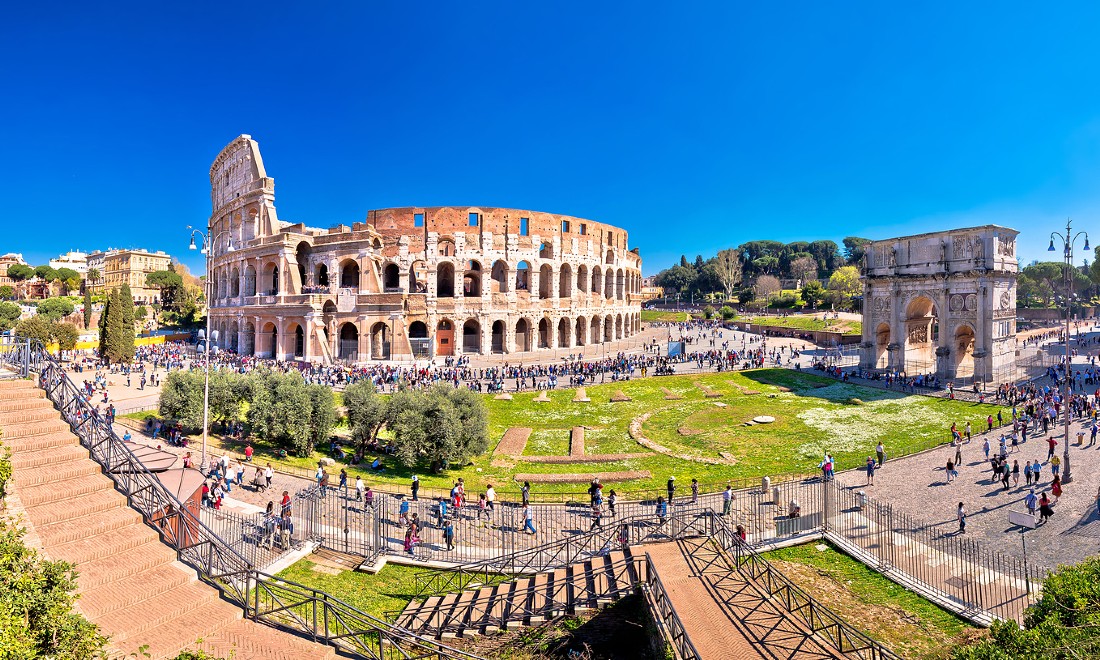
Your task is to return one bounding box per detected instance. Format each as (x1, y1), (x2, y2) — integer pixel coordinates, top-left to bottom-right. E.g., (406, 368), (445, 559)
(205, 135), (643, 363)
(859, 226), (1019, 384)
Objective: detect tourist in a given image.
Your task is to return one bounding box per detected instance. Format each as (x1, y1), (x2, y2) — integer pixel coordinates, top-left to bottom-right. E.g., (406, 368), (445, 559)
(957, 502), (966, 534)
(264, 463), (274, 489)
(398, 496), (410, 527)
(443, 518), (455, 551)
(876, 442), (886, 466)
(522, 503), (537, 535)
(735, 524), (747, 544)
(865, 456), (876, 485)
(411, 474), (419, 501)
(982, 438), (990, 460)
(1051, 475), (1063, 502)
(244, 442), (253, 462)
(666, 476), (675, 503)
(339, 468), (347, 490)
(355, 475), (365, 501)
(319, 468), (330, 497)
(1012, 459), (1020, 487)
(690, 478), (699, 504)
(1025, 489), (1038, 516)
(946, 458), (956, 483)
(722, 484), (733, 516)
(1047, 436), (1058, 461)
(655, 496), (668, 522)
(1051, 455), (1061, 479)
(278, 511), (293, 549)
(476, 493), (489, 525)
(607, 489), (617, 517)
(280, 490), (292, 516)
(521, 481), (531, 507)
(590, 503), (602, 530)
(1038, 492), (1055, 525)
(252, 467), (266, 492)
(486, 483), (496, 514)
(1024, 460), (1033, 486)
(364, 486), (374, 509)
(964, 421), (971, 442)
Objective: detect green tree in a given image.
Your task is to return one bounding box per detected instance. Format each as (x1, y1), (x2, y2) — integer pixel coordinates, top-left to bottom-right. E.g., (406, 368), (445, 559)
(0, 285), (13, 300)
(386, 384), (488, 471)
(653, 265), (696, 295)
(6, 264), (34, 282)
(952, 557), (1100, 659)
(119, 283), (136, 358)
(86, 267), (100, 285)
(82, 288), (92, 329)
(100, 288), (131, 364)
(36, 298), (74, 321)
(801, 280), (826, 308)
(13, 316), (53, 346)
(135, 305), (147, 321)
(52, 322), (79, 357)
(33, 265), (57, 282)
(0, 302), (21, 332)
(158, 370), (206, 430)
(0, 518), (107, 659)
(752, 255), (780, 275)
(343, 381), (388, 451)
(843, 236), (872, 265)
(246, 370), (332, 456)
(717, 305), (736, 320)
(827, 265), (861, 297)
(702, 304), (715, 320)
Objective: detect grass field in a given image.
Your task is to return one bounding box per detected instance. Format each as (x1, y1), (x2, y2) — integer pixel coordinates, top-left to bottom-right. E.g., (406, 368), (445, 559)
(131, 369), (1006, 499)
(640, 310), (692, 323)
(276, 560), (422, 619)
(738, 315), (862, 336)
(765, 542), (981, 659)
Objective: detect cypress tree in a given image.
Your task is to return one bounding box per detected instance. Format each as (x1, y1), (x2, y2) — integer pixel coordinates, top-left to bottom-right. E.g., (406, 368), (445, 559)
(82, 287), (92, 329)
(119, 283), (136, 362)
(98, 290), (111, 360)
(104, 289), (126, 364)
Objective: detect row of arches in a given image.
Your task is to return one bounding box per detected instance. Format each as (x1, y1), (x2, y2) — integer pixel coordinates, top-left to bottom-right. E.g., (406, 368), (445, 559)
(209, 311), (642, 362)
(869, 295), (976, 379)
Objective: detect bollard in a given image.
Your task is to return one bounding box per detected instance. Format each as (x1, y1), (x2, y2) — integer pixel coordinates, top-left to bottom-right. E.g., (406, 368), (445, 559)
(762, 476), (771, 494)
(857, 490), (868, 509)
(772, 486), (782, 506)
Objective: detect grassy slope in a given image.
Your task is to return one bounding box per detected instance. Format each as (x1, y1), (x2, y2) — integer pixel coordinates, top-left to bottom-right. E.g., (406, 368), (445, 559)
(276, 560), (422, 620)
(766, 541), (980, 660)
(739, 315), (862, 335)
(639, 310), (692, 323)
(129, 369), (1006, 498)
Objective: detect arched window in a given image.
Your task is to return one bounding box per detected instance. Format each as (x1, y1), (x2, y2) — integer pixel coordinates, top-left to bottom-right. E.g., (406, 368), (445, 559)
(515, 261), (529, 291)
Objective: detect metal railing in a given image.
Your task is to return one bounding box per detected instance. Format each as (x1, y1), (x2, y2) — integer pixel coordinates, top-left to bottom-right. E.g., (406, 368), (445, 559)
(412, 507), (710, 597)
(0, 338), (485, 660)
(639, 552), (701, 660)
(709, 512), (900, 660)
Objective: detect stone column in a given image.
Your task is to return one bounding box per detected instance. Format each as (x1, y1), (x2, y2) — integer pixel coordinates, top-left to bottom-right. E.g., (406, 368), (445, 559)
(275, 316), (285, 360)
(303, 313), (314, 362)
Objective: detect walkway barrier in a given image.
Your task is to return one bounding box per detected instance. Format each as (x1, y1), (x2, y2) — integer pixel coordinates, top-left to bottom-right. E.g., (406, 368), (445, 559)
(0, 339), (486, 660)
(639, 551), (701, 660)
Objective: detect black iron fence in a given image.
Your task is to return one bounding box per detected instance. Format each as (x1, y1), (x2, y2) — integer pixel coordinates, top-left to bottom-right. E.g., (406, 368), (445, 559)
(639, 552), (701, 660)
(0, 338), (486, 660)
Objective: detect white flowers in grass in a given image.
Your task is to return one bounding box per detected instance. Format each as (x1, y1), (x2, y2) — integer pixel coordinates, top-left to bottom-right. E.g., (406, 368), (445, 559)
(795, 388), (951, 458)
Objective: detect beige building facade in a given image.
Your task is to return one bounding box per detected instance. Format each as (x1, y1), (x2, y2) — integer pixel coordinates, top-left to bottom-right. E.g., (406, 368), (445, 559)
(860, 225), (1019, 384)
(86, 249), (172, 304)
(206, 135), (644, 363)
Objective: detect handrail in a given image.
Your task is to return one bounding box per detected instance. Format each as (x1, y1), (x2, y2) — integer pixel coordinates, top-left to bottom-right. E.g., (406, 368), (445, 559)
(640, 552), (701, 660)
(0, 339), (485, 660)
(413, 507), (710, 597)
(708, 512), (901, 660)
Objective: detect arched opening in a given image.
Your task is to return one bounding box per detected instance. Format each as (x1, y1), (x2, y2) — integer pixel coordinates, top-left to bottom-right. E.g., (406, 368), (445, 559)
(515, 319), (531, 352)
(409, 321), (428, 338)
(340, 260), (360, 290)
(575, 317), (587, 346)
(615, 314), (623, 339)
(592, 267), (603, 297)
(437, 262), (455, 297)
(228, 320), (239, 352)
(604, 271), (614, 299)
(383, 263), (401, 291)
(261, 263), (279, 295)
(244, 265), (257, 297)
(539, 242), (553, 259)
(409, 260), (427, 293)
(559, 264), (573, 298)
(491, 320), (505, 354)
(874, 323), (891, 369)
(539, 264), (553, 299)
(904, 296), (939, 375)
(338, 322), (359, 361)
(591, 315), (601, 344)
(261, 322), (278, 358)
(576, 265), (588, 293)
(291, 323), (304, 358)
(616, 269), (625, 300)
(463, 260), (482, 297)
(230, 267), (240, 298)
(462, 319), (481, 353)
(242, 322), (255, 355)
(315, 264), (329, 288)
(370, 322), (388, 360)
(558, 318), (570, 347)
(408, 321), (429, 357)
(490, 260), (509, 293)
(604, 315), (613, 342)
(295, 242), (311, 291)
(437, 240), (455, 257)
(515, 261), (529, 291)
(954, 324), (976, 380)
(436, 319), (454, 356)
(538, 318), (550, 348)
(605, 249), (614, 265)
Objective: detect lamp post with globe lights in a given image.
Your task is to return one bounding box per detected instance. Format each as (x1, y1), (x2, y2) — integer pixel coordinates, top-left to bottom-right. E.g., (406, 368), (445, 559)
(1047, 219), (1088, 484)
(187, 226), (234, 470)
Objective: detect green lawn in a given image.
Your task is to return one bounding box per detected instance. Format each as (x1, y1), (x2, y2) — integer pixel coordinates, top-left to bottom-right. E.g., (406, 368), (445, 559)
(276, 560), (422, 620)
(738, 315), (862, 336)
(135, 368), (1006, 500)
(640, 310), (692, 323)
(765, 542), (980, 659)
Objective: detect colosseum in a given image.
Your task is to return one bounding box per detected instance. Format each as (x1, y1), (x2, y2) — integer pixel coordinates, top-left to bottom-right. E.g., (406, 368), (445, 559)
(205, 135), (644, 363)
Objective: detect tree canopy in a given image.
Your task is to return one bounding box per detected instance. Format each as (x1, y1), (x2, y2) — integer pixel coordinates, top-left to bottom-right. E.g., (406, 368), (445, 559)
(36, 298), (74, 321)
(385, 384), (489, 471)
(0, 302), (21, 332)
(6, 264), (34, 282)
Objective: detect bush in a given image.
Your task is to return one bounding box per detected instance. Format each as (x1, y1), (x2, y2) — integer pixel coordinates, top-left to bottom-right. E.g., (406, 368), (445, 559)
(718, 305), (736, 320)
(770, 293), (799, 308)
(702, 305), (715, 320)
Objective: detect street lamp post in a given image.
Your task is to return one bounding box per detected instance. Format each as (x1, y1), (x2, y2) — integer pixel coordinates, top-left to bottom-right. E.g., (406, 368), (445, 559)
(188, 226), (234, 470)
(1048, 219), (1089, 484)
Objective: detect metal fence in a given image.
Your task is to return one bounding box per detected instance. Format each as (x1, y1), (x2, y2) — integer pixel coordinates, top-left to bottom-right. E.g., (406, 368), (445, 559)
(200, 505), (301, 573)
(639, 552), (701, 660)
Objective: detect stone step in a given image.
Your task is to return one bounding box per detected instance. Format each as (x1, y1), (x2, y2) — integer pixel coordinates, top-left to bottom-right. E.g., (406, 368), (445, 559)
(1, 418), (70, 439)
(199, 619), (336, 660)
(35, 505), (142, 546)
(77, 542), (180, 590)
(0, 395), (51, 412)
(18, 471), (116, 507)
(50, 522), (159, 566)
(13, 457), (101, 488)
(106, 588), (240, 655)
(3, 429), (81, 455)
(8, 444), (88, 470)
(0, 406), (60, 425)
(79, 563), (197, 619)
(24, 489), (124, 526)
(0, 379), (38, 391)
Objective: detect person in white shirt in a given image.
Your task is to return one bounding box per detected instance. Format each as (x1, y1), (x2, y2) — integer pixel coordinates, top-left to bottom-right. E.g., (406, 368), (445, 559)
(485, 484), (496, 513)
(355, 476), (365, 501)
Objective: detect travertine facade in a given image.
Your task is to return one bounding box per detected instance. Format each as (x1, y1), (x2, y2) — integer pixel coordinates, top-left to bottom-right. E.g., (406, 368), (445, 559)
(860, 225), (1019, 384)
(86, 249), (172, 304)
(206, 135), (643, 362)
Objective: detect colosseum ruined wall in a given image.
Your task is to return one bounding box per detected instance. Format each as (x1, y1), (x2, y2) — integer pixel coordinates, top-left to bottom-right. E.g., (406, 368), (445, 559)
(205, 135), (643, 362)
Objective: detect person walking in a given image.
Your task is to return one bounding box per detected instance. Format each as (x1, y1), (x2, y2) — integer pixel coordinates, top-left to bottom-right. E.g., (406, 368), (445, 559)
(411, 475), (420, 502)
(443, 518), (455, 551)
(607, 489), (617, 517)
(1051, 475), (1063, 502)
(264, 463), (274, 489)
(690, 478), (699, 504)
(355, 475), (365, 501)
(876, 442), (886, 467)
(722, 484), (733, 516)
(1051, 455), (1061, 479)
(946, 458), (956, 483)
(865, 456), (876, 485)
(486, 483), (496, 516)
(957, 502), (967, 534)
(522, 503), (537, 535)
(655, 496), (668, 522)
(1012, 459), (1020, 487)
(1025, 489), (1038, 516)
(1047, 436), (1058, 461)
(666, 477), (676, 504)
(521, 481), (531, 507)
(1039, 492), (1055, 525)
(338, 468), (347, 490)
(590, 503), (602, 530)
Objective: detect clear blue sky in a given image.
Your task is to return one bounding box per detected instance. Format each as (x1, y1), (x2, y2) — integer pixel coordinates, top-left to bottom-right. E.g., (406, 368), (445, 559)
(5, 1), (1100, 277)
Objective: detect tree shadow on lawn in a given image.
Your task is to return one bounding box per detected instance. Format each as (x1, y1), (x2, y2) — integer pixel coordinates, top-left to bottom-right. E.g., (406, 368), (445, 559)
(740, 368), (914, 403)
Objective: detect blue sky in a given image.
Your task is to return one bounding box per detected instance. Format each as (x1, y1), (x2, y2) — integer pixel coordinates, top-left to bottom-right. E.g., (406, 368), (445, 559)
(4, 2), (1100, 276)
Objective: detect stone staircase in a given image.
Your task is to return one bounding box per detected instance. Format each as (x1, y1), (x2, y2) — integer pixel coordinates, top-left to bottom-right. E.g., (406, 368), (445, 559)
(394, 549), (640, 639)
(0, 379), (336, 660)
